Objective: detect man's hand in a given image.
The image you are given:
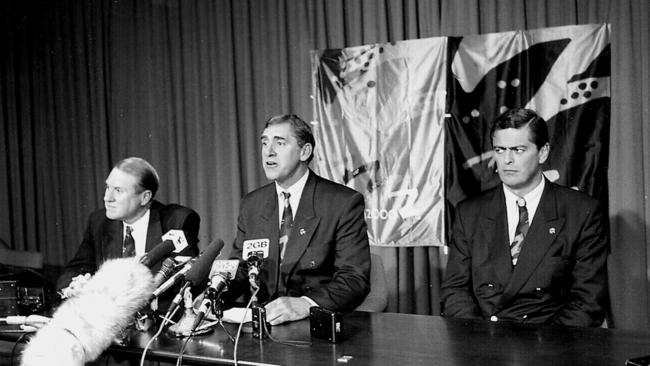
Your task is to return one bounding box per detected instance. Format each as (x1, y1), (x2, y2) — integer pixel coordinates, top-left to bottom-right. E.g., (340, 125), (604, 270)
(264, 296), (311, 325)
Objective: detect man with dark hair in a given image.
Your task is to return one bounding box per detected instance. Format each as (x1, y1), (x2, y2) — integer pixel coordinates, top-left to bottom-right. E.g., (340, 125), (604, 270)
(441, 108), (609, 327)
(57, 157), (200, 293)
(228, 114), (370, 325)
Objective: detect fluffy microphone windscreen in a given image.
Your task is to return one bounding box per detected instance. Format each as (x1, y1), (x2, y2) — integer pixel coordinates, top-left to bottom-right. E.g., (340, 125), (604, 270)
(21, 257), (155, 366)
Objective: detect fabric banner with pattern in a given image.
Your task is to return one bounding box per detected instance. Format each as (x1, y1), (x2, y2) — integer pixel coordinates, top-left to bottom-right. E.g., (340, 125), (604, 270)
(311, 23), (610, 247)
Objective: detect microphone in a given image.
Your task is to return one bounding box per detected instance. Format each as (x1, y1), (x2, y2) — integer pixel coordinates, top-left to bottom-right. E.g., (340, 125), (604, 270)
(173, 259), (237, 337)
(152, 257), (177, 288)
(139, 241), (174, 268)
(190, 297), (212, 333)
(150, 258), (194, 300)
(204, 260), (240, 300)
(242, 238), (270, 289)
(139, 230), (190, 268)
(247, 255), (263, 289)
(21, 257), (155, 366)
(161, 229), (190, 252)
(242, 238), (270, 260)
(183, 239), (226, 290)
(166, 239), (225, 316)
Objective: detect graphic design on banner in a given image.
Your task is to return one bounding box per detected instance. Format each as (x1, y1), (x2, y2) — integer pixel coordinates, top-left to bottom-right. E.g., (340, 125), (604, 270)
(446, 24), (610, 208)
(312, 38), (447, 247)
(312, 23), (609, 247)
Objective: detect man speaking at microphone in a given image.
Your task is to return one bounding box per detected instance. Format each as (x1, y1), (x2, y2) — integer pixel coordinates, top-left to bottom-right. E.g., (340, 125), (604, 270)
(57, 157), (200, 297)
(228, 114), (370, 325)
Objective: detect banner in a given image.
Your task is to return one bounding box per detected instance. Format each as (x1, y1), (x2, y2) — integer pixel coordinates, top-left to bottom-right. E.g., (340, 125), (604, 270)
(311, 38), (447, 247)
(446, 24), (610, 208)
(311, 24), (610, 247)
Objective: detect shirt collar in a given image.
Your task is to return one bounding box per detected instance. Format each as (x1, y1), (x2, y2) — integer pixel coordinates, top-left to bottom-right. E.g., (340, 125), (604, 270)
(124, 209), (150, 235)
(124, 209), (150, 256)
(275, 169), (310, 199)
(502, 176), (545, 209)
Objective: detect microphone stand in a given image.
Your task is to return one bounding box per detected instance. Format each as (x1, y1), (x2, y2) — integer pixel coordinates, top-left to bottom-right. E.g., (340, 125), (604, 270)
(201, 298), (235, 343)
(167, 288), (213, 337)
(134, 309), (158, 332)
(248, 278), (270, 339)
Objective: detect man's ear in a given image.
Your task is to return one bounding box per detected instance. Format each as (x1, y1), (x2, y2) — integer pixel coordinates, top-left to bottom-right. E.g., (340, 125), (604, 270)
(538, 143), (550, 164)
(140, 190), (153, 206)
(300, 143), (313, 162)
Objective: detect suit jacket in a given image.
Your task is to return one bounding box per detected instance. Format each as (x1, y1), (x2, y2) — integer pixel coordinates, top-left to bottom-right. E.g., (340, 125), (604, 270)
(57, 200), (200, 290)
(229, 171), (370, 312)
(441, 180), (609, 327)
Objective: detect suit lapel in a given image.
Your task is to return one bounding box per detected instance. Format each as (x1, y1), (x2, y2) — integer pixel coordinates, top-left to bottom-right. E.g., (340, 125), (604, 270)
(260, 190), (280, 250)
(103, 219), (123, 260)
(281, 172), (320, 275)
(482, 188), (513, 285)
(502, 182), (565, 302)
(145, 203), (163, 252)
(258, 187), (282, 296)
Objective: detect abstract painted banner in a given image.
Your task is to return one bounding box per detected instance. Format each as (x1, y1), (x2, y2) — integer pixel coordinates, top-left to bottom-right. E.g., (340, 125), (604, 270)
(311, 38), (448, 247)
(446, 23), (610, 209)
(311, 24), (610, 247)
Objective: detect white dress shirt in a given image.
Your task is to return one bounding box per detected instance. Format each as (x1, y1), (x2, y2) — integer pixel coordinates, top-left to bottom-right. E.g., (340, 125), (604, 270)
(122, 209), (150, 257)
(502, 177), (545, 244)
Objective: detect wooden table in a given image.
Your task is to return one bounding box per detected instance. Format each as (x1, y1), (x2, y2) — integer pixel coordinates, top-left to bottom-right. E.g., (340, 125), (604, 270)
(4, 312), (650, 365)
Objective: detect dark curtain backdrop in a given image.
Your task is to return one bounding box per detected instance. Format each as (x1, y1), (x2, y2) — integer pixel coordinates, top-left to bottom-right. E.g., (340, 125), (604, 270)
(1, 0), (649, 330)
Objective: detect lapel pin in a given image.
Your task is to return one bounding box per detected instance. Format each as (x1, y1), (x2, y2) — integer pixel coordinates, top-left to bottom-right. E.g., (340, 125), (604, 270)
(299, 228), (306, 236)
(549, 228), (556, 234)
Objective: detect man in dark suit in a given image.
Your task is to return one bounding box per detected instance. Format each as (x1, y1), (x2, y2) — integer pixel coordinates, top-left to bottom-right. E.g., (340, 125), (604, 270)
(57, 157), (200, 294)
(229, 114), (370, 325)
(441, 108), (608, 327)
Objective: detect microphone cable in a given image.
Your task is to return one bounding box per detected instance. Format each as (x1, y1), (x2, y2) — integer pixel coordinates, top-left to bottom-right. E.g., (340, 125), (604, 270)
(232, 286), (260, 366)
(175, 321), (196, 366)
(139, 305), (180, 366)
(262, 318), (311, 348)
(175, 295), (214, 366)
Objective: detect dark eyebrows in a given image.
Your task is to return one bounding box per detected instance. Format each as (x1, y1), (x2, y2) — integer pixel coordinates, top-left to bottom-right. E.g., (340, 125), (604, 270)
(260, 135), (287, 142)
(493, 145), (527, 150)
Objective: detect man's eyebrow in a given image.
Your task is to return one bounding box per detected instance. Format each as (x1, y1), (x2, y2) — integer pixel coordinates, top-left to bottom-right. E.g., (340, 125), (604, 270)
(261, 135), (287, 141)
(493, 144), (527, 148)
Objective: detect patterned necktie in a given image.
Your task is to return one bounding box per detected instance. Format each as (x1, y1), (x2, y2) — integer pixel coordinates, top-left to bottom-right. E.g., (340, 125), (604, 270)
(510, 197), (529, 266)
(122, 225), (135, 257)
(279, 192), (293, 261)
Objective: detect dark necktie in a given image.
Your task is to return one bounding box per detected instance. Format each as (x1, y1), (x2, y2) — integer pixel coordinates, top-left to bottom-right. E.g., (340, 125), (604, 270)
(122, 225), (135, 257)
(279, 192), (293, 261)
(510, 197), (529, 266)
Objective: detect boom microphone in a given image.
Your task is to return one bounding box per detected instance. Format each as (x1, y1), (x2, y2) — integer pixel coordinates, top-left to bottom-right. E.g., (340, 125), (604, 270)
(21, 257), (155, 366)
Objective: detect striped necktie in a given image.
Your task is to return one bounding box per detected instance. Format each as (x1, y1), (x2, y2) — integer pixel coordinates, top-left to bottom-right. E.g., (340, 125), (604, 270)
(279, 192), (292, 261)
(510, 197), (529, 266)
(122, 225), (135, 257)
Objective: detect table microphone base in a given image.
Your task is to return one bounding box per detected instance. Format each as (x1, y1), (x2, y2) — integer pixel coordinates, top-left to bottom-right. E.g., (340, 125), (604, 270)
(166, 309), (213, 338)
